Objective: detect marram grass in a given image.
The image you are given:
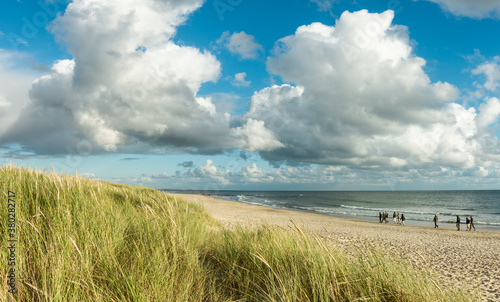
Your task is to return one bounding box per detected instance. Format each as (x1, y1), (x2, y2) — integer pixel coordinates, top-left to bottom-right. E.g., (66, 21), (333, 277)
(1, 164), (479, 301)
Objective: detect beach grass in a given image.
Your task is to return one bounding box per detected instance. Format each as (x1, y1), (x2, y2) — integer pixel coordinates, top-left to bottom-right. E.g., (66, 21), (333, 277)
(0, 164), (479, 301)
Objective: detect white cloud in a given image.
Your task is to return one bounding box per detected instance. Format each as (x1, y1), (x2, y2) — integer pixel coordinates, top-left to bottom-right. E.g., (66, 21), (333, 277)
(472, 56), (500, 91)
(1, 0), (267, 155)
(231, 118), (285, 152)
(424, 0), (500, 18)
(476, 97), (500, 129)
(193, 159), (229, 184)
(232, 72), (251, 87)
(238, 10), (500, 171)
(151, 172), (172, 178)
(218, 31), (264, 60)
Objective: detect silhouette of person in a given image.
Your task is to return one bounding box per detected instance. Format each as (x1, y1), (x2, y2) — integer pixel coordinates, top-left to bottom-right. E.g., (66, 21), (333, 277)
(433, 214), (438, 228)
(456, 215), (460, 231)
(470, 216), (476, 231)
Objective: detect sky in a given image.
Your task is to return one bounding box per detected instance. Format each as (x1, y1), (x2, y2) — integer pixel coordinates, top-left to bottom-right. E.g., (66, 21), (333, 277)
(1, 0), (500, 191)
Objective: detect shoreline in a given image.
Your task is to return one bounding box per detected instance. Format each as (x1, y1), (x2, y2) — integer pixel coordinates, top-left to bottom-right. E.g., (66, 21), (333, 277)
(187, 192), (500, 232)
(173, 193), (500, 302)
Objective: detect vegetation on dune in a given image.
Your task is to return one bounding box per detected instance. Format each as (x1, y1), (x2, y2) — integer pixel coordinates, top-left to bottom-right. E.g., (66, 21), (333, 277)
(1, 165), (479, 301)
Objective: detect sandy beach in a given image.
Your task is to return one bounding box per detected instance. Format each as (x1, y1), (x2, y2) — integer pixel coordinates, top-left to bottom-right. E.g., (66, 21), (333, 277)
(176, 193), (500, 302)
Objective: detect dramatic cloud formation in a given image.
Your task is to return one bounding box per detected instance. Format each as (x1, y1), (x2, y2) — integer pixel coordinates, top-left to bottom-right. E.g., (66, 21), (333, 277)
(425, 0), (500, 18)
(1, 0), (280, 155)
(2, 3), (500, 188)
(239, 10), (500, 171)
(218, 31), (264, 60)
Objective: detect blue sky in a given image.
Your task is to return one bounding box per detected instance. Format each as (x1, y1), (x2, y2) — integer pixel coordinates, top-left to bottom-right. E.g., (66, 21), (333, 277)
(1, 0), (500, 191)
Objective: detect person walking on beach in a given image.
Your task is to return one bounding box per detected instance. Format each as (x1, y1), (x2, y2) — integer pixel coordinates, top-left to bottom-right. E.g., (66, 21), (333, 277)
(397, 212), (400, 224)
(470, 216), (476, 231)
(393, 211), (397, 224)
(379, 212), (382, 223)
(401, 213), (406, 226)
(466, 216), (470, 231)
(456, 215), (460, 231)
(433, 214), (439, 228)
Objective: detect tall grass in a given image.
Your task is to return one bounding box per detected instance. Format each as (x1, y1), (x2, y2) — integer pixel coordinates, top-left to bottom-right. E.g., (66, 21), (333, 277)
(1, 165), (479, 301)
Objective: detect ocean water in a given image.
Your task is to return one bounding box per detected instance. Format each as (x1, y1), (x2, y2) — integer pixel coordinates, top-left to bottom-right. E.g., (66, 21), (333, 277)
(164, 190), (500, 231)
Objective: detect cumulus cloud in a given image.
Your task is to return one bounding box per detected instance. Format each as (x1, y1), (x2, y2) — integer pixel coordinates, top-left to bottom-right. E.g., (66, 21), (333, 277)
(193, 159), (229, 184)
(476, 98), (500, 129)
(472, 56), (500, 91)
(163, 160), (342, 187)
(424, 0), (500, 18)
(218, 31), (264, 60)
(230, 118), (285, 152)
(238, 10), (500, 170)
(3, 4), (500, 186)
(1, 0), (279, 156)
(232, 72), (251, 87)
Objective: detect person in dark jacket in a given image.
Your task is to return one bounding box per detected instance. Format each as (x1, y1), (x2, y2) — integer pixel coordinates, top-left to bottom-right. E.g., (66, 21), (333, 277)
(470, 216), (476, 231)
(433, 214), (438, 228)
(456, 215), (460, 231)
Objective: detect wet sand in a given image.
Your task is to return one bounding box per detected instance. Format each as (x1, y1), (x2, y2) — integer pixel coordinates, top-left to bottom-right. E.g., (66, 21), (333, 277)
(175, 193), (500, 302)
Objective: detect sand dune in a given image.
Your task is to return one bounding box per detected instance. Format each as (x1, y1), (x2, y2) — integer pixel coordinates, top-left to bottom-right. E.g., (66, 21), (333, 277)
(176, 193), (500, 302)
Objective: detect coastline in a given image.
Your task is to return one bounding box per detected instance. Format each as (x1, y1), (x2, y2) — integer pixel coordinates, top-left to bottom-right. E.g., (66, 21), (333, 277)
(163, 190), (500, 232)
(173, 193), (500, 302)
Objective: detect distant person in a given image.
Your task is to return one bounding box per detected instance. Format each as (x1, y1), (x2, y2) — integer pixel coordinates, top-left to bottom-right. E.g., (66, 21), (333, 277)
(379, 212), (382, 223)
(466, 217), (470, 231)
(385, 211), (389, 223)
(401, 213), (406, 226)
(393, 211), (397, 224)
(456, 215), (460, 231)
(470, 216), (476, 231)
(433, 214), (439, 228)
(397, 212), (401, 224)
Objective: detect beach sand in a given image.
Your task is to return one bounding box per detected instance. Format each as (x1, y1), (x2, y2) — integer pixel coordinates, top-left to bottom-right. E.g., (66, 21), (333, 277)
(175, 193), (500, 302)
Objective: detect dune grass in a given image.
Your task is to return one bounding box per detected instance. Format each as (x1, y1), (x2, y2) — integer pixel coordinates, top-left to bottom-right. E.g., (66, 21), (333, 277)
(0, 164), (479, 301)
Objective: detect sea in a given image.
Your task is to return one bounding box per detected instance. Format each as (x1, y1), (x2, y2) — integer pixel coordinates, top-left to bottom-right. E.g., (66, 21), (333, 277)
(163, 190), (500, 232)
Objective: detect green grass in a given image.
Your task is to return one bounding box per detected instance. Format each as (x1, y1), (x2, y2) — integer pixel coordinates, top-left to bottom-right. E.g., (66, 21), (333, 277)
(0, 164), (479, 301)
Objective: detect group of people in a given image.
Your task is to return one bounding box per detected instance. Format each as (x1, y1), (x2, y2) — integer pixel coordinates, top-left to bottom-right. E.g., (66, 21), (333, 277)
(379, 211), (406, 226)
(454, 215), (476, 231)
(433, 214), (476, 231)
